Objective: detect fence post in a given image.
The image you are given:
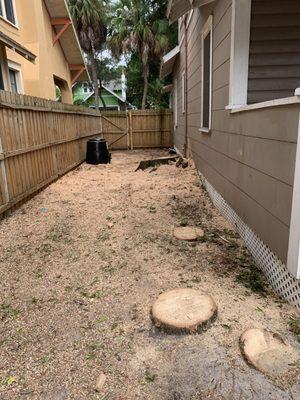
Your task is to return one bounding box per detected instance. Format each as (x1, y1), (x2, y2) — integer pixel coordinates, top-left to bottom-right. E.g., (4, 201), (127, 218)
(100, 113), (103, 138)
(126, 111), (130, 149)
(129, 110), (133, 150)
(0, 138), (10, 204)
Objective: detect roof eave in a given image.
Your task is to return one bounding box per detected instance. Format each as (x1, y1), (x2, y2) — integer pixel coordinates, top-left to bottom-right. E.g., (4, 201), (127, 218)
(44, 0), (91, 82)
(161, 45), (180, 78)
(168, 0), (216, 22)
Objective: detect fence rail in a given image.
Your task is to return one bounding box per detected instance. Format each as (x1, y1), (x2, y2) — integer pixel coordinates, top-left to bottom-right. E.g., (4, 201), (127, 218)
(0, 91), (173, 216)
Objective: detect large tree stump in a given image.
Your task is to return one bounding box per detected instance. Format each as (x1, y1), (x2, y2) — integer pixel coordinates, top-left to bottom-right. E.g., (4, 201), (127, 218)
(151, 288), (217, 334)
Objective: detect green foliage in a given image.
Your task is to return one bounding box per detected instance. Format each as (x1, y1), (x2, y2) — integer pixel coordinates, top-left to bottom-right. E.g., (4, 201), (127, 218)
(236, 267), (267, 295)
(68, 0), (107, 55)
(2, 376), (17, 386)
(288, 316), (300, 342)
(97, 56), (123, 84)
(68, 0), (108, 109)
(1, 303), (20, 320)
(145, 370), (157, 383)
(108, 0), (177, 109)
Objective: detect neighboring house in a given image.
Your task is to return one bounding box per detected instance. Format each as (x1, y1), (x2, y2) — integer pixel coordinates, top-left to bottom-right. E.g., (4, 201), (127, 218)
(0, 0), (89, 103)
(73, 74), (134, 111)
(163, 0), (300, 307)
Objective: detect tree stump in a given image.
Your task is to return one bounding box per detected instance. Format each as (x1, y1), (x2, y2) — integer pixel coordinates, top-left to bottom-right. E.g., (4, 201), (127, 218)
(151, 288), (217, 334)
(173, 226), (204, 241)
(240, 328), (299, 377)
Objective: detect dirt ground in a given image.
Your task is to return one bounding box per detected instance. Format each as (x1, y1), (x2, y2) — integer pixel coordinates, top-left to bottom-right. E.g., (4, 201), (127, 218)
(0, 149), (299, 400)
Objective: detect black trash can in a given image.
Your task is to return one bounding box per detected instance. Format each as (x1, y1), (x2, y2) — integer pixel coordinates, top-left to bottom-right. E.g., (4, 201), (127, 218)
(86, 138), (111, 165)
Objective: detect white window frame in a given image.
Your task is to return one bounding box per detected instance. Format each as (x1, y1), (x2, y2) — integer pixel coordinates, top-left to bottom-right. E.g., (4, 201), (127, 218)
(187, 9), (194, 28)
(173, 77), (178, 128)
(8, 60), (24, 94)
(200, 15), (213, 133)
(227, 0), (252, 109)
(0, 0), (18, 28)
(182, 71), (185, 114)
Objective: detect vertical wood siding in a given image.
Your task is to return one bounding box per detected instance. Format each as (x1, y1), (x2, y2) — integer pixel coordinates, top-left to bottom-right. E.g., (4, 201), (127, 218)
(248, 0), (300, 104)
(173, 0), (299, 263)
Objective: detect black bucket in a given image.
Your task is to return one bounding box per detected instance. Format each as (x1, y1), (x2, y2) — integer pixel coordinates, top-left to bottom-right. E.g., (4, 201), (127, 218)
(86, 138), (111, 165)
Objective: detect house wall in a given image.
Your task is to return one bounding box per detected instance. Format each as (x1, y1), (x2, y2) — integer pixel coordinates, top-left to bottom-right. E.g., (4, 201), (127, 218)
(0, 0), (73, 102)
(173, 0), (299, 265)
(248, 0), (300, 104)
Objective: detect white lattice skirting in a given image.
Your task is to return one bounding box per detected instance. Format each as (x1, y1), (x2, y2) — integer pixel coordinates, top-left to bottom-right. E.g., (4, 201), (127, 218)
(203, 177), (300, 309)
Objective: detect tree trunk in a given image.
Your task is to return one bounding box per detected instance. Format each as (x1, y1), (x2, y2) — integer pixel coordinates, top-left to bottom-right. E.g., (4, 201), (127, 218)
(141, 63), (149, 110)
(89, 52), (99, 111)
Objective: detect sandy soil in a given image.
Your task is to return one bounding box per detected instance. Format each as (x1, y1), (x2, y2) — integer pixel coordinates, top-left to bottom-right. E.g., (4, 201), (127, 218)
(0, 149), (299, 400)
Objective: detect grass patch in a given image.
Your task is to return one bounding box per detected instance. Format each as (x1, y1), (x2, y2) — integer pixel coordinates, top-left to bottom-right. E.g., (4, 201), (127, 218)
(97, 230), (110, 241)
(145, 371), (157, 383)
(1, 303), (20, 320)
(86, 343), (99, 361)
(2, 376), (17, 386)
(80, 290), (105, 300)
(236, 268), (267, 295)
(97, 315), (108, 324)
(288, 316), (300, 342)
(46, 222), (72, 244)
(37, 243), (52, 255)
(34, 268), (44, 278)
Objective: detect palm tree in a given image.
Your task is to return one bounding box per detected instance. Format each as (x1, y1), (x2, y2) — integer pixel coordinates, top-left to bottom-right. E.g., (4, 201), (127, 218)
(68, 0), (107, 110)
(109, 0), (169, 109)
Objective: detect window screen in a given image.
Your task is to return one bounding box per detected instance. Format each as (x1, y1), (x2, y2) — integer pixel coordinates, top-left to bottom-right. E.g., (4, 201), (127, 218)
(202, 31), (211, 129)
(4, 0), (15, 24)
(9, 69), (18, 93)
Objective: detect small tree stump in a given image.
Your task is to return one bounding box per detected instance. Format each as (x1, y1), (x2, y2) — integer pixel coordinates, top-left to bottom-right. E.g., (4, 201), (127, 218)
(173, 226), (204, 241)
(151, 288), (217, 334)
(240, 328), (299, 377)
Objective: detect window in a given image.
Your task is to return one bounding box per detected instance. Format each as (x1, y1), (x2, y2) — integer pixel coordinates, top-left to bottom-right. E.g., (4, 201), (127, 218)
(83, 82), (91, 93)
(201, 15), (213, 131)
(8, 61), (23, 94)
(182, 72), (185, 114)
(173, 78), (178, 128)
(228, 0), (251, 108)
(0, 0), (16, 25)
(9, 68), (17, 93)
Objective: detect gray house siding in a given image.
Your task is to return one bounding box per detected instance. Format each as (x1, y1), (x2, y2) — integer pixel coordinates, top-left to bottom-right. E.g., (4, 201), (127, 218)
(248, 0), (300, 104)
(173, 0), (299, 264)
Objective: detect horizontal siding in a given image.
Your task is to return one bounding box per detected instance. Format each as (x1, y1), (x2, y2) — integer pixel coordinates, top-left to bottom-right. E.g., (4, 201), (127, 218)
(248, 0), (300, 104)
(192, 147), (291, 261)
(189, 133), (293, 226)
(173, 0), (299, 263)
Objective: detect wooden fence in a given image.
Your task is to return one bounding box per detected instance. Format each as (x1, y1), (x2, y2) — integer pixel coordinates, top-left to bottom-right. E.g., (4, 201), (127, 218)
(0, 91), (173, 216)
(101, 109), (173, 150)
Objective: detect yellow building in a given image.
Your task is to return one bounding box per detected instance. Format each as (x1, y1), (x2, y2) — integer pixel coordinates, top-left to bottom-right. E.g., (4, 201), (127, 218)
(0, 0), (89, 103)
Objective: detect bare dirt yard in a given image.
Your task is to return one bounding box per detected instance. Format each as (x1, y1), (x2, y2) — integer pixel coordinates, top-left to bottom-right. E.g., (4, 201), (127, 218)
(0, 149), (299, 400)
